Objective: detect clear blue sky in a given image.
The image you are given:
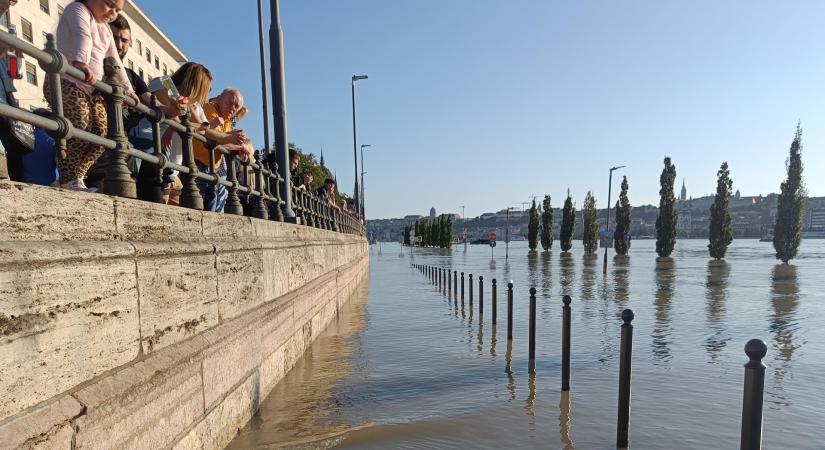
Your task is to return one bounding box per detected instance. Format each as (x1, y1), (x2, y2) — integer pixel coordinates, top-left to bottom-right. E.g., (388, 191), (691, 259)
(139, 0), (825, 219)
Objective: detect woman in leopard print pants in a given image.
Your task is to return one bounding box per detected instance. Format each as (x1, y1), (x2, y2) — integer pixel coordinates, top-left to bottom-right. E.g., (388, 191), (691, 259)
(44, 81), (108, 186)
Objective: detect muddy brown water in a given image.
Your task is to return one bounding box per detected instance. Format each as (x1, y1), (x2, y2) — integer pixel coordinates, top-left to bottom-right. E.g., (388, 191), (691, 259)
(227, 240), (825, 449)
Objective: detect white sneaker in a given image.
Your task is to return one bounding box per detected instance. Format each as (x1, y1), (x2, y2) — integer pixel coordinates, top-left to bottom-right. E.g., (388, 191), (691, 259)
(63, 179), (98, 193)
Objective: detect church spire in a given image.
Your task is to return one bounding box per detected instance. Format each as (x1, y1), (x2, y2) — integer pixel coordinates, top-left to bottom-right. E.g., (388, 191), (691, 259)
(320, 146), (326, 168)
(680, 178), (687, 201)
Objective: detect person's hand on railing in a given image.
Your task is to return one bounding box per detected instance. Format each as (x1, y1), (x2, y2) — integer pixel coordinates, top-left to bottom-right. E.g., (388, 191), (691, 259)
(72, 61), (96, 85)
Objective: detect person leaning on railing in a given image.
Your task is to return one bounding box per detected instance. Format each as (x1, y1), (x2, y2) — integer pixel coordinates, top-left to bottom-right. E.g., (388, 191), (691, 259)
(129, 62), (211, 204)
(193, 88), (254, 212)
(44, 0), (138, 192)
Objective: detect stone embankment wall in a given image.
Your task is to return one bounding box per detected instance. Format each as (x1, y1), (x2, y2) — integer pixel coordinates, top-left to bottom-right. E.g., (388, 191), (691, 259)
(0, 181), (369, 449)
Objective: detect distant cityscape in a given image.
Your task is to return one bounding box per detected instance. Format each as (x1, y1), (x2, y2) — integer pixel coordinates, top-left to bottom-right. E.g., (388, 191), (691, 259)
(368, 184), (825, 242)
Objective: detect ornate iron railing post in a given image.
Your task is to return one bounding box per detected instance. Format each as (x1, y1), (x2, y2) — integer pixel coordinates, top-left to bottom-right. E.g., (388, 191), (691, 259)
(102, 57), (136, 198)
(224, 154), (243, 215)
(251, 151), (268, 219)
(40, 34), (69, 160)
(178, 112), (203, 210)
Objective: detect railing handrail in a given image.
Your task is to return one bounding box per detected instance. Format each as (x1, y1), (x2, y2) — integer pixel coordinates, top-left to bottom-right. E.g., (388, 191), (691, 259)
(0, 29), (364, 236)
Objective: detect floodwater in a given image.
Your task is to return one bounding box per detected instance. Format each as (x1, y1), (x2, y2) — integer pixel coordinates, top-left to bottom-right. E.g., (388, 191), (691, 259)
(227, 240), (825, 449)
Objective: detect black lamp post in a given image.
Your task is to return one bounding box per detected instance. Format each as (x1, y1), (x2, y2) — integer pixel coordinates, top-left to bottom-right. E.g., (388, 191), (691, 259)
(603, 165), (626, 274)
(360, 144), (371, 218)
(351, 74), (368, 217)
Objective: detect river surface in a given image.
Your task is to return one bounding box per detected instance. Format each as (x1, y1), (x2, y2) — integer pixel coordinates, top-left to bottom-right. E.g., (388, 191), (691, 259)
(227, 239), (825, 449)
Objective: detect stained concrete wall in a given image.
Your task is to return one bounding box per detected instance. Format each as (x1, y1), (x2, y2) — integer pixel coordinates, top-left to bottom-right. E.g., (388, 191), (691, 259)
(0, 181), (369, 449)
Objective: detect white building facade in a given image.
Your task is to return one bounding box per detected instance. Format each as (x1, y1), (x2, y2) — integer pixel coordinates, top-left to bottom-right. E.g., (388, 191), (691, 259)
(1, 0), (186, 111)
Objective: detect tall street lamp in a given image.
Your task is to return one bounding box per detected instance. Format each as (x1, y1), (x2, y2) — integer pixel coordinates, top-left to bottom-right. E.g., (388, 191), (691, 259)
(603, 165), (626, 274)
(351, 74), (368, 218)
(360, 144), (371, 219)
(268, 0), (296, 221)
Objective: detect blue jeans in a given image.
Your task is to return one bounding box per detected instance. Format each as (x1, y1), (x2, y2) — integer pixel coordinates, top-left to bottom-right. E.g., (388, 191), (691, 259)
(195, 160), (228, 213)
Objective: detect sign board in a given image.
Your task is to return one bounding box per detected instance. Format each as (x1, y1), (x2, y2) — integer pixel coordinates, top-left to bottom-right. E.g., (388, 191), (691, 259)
(489, 232), (497, 241)
(489, 240), (497, 248)
(414, 236), (423, 243)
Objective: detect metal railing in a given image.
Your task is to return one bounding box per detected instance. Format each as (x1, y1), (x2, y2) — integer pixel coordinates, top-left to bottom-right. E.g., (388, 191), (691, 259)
(0, 30), (364, 236)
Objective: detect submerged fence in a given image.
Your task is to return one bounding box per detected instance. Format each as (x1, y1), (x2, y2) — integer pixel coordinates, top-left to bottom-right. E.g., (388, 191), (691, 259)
(413, 263), (769, 450)
(0, 30), (363, 236)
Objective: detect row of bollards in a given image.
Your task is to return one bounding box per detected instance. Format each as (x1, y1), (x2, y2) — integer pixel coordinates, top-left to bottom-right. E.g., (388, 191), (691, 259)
(411, 263), (767, 450)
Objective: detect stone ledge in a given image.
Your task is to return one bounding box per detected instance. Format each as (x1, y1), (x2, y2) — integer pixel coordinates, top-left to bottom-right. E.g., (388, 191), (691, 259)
(0, 396), (84, 449)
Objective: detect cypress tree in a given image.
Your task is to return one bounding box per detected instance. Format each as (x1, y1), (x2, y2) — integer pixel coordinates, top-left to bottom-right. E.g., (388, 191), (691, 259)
(708, 162), (733, 260)
(540, 195), (554, 251)
(403, 225), (411, 245)
(414, 220), (420, 246)
(528, 199), (540, 251)
(655, 157), (678, 257)
(614, 176), (631, 255)
(560, 191), (576, 253)
(773, 124), (806, 263)
(582, 191), (599, 254)
(446, 216), (454, 248)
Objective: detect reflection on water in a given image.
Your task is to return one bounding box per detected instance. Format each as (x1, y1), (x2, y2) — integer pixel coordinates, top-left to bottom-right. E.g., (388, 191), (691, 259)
(613, 256), (630, 316)
(540, 251), (552, 300)
(229, 241), (825, 450)
(580, 253), (598, 302)
(490, 325), (498, 360)
(524, 371), (537, 420)
(559, 253), (575, 297)
(226, 289), (369, 450)
(505, 340), (516, 400)
(652, 258), (675, 364)
(705, 260), (731, 363)
(770, 264), (802, 394)
(559, 391), (575, 450)
(527, 250), (539, 288)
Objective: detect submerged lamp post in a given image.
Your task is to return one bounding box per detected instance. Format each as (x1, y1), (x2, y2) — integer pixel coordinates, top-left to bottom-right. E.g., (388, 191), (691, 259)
(352, 74), (368, 217)
(603, 165), (626, 274)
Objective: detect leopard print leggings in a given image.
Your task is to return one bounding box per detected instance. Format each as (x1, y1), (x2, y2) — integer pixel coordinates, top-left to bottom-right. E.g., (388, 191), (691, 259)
(44, 81), (107, 183)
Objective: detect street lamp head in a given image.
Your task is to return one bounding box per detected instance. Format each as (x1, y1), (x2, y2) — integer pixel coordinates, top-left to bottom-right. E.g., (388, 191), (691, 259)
(352, 74), (369, 82)
(610, 165), (627, 171)
(361, 144), (371, 149)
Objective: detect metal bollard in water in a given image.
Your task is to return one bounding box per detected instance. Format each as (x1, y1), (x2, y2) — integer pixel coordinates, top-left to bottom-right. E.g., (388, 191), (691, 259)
(469, 274), (474, 305)
(492, 279), (497, 325)
(740, 339), (768, 450)
(461, 272), (465, 303)
(562, 295), (572, 391)
(528, 287), (536, 372)
(616, 308), (635, 449)
(448, 269), (452, 294)
(454, 271), (458, 298)
(478, 276), (484, 314)
(507, 281), (514, 341)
